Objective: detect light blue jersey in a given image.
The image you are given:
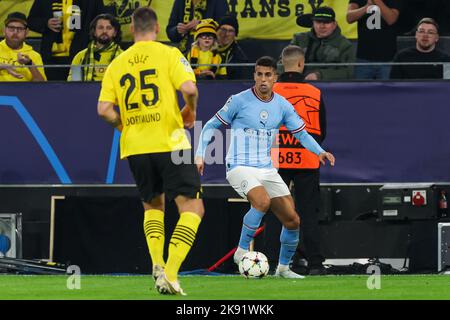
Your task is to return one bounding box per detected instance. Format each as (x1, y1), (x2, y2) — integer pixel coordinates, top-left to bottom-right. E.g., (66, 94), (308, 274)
(196, 87), (325, 170)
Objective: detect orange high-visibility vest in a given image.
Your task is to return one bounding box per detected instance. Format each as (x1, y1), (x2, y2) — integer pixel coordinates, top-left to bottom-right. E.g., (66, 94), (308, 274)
(271, 82), (322, 169)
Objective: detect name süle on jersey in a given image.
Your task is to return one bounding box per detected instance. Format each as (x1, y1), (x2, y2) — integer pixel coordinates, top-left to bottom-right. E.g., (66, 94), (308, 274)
(128, 53), (149, 66)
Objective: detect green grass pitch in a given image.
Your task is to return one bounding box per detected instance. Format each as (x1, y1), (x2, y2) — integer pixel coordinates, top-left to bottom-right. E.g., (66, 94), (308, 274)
(1, 274), (450, 300)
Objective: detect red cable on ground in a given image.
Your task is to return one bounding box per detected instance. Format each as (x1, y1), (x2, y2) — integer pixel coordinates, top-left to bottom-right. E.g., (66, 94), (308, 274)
(207, 225), (265, 272)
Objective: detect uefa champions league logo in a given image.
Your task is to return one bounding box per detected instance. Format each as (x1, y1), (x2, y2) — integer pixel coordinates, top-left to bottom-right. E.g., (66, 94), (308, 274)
(222, 96), (233, 112)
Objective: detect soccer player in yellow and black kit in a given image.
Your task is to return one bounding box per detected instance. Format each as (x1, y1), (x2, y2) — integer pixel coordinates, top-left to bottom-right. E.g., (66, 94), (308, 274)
(97, 7), (204, 296)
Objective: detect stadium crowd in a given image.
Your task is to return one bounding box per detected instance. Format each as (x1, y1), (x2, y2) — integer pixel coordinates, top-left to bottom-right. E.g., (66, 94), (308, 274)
(0, 0), (449, 82)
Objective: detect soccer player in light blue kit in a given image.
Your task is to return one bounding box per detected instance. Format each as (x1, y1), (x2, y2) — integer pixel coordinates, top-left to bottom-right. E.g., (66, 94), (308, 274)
(195, 56), (335, 278)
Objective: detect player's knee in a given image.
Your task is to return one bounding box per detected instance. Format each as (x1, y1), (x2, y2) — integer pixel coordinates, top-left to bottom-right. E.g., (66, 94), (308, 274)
(294, 211), (301, 226)
(196, 201), (205, 217)
(284, 214), (300, 230)
(251, 196), (271, 213)
(177, 197), (205, 218)
(190, 199), (205, 218)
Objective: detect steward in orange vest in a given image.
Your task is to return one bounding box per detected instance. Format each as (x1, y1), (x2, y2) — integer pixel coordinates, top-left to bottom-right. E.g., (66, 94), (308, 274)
(271, 72), (326, 169)
(265, 45), (329, 275)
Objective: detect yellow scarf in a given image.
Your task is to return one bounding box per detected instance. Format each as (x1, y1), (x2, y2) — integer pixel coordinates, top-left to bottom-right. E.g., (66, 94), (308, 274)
(179, 0), (207, 55)
(51, 0), (77, 57)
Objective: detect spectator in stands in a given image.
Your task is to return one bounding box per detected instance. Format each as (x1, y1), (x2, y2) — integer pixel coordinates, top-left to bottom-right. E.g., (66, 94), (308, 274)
(216, 14), (250, 80)
(390, 18), (450, 79)
(67, 14), (122, 81)
(188, 19), (226, 79)
(0, 12), (46, 81)
(347, 0), (403, 79)
(290, 6), (355, 80)
(28, 0), (106, 80)
(166, 0), (229, 56)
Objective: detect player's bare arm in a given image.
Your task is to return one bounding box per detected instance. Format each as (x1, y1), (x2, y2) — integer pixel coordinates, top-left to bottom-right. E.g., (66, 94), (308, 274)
(97, 101), (123, 131)
(180, 80), (198, 129)
(195, 156), (204, 176)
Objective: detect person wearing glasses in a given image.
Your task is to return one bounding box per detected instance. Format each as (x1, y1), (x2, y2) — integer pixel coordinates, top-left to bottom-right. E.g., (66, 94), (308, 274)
(166, 0), (229, 57)
(187, 19), (226, 79)
(216, 14), (249, 80)
(0, 12), (46, 81)
(390, 18), (450, 79)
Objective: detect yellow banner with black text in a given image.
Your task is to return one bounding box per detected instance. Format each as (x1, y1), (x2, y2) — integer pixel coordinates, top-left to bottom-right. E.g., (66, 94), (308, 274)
(0, 0), (357, 42)
(225, 0), (357, 40)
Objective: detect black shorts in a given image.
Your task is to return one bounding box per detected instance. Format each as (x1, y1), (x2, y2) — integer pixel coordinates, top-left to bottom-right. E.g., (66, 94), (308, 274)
(128, 150), (202, 203)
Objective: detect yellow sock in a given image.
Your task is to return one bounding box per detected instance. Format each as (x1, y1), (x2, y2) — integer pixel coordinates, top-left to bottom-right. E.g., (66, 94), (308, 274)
(165, 212), (202, 282)
(143, 209), (165, 268)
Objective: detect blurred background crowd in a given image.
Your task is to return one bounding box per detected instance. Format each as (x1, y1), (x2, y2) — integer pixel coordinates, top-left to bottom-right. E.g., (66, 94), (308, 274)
(0, 0), (449, 82)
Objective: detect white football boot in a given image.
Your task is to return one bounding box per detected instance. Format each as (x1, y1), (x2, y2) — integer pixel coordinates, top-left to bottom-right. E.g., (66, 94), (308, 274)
(155, 272), (186, 296)
(275, 264), (305, 279)
(233, 247), (249, 265)
(152, 264), (164, 281)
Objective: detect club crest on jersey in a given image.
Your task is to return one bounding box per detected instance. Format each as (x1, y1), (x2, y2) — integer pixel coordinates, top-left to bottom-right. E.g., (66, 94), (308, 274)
(259, 110), (269, 127)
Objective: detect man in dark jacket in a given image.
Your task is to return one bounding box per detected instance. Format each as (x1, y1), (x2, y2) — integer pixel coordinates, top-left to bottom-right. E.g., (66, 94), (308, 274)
(166, 0), (229, 56)
(390, 18), (450, 79)
(216, 14), (249, 80)
(290, 6), (355, 80)
(28, 0), (105, 80)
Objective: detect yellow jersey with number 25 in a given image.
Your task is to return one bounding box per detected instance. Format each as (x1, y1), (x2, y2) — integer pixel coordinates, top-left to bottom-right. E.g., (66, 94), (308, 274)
(99, 40), (196, 158)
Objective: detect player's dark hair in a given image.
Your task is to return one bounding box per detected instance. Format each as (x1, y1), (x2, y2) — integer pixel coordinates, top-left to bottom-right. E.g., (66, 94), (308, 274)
(89, 13), (122, 43)
(255, 56), (277, 71)
(132, 7), (158, 33)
